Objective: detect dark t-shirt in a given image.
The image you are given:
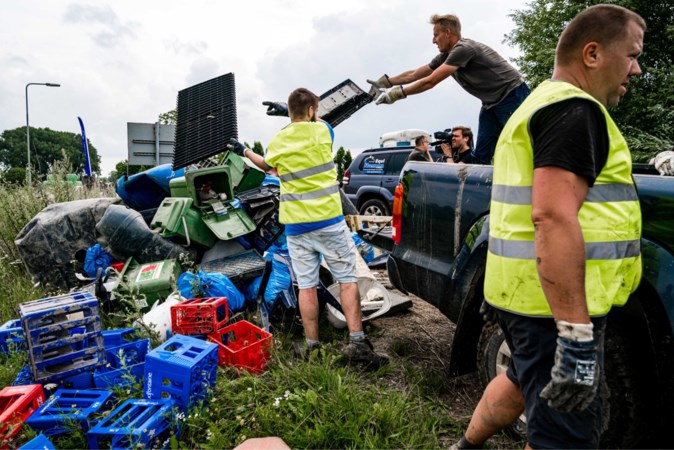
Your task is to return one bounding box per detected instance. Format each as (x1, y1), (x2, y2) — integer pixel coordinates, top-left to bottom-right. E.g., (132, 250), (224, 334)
(530, 98), (609, 186)
(454, 149), (473, 164)
(407, 149), (431, 162)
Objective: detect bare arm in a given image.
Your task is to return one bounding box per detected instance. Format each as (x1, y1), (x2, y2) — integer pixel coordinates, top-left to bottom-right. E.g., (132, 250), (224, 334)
(402, 64), (457, 96)
(388, 64), (434, 85)
(242, 148), (272, 172)
(532, 166), (591, 324)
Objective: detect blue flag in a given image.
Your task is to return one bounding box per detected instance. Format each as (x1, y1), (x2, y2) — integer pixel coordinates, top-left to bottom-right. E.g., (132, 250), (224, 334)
(77, 116), (92, 176)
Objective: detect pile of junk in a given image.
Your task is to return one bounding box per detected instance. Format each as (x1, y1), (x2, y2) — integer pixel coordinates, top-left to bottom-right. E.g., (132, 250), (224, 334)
(14, 73), (410, 342)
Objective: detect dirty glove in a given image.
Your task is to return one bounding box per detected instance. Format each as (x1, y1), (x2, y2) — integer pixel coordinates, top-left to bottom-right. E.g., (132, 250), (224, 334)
(375, 86), (406, 105)
(262, 101), (289, 117)
(479, 300), (497, 324)
(540, 321), (598, 413)
(366, 74), (392, 98)
(653, 150), (674, 176)
(226, 138), (246, 157)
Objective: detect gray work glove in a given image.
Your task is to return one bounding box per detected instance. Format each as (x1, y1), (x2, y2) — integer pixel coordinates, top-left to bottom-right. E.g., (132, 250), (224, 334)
(366, 74), (392, 98)
(479, 300), (497, 323)
(262, 101), (289, 117)
(375, 85), (406, 105)
(653, 150), (674, 176)
(226, 138), (246, 157)
(540, 327), (599, 413)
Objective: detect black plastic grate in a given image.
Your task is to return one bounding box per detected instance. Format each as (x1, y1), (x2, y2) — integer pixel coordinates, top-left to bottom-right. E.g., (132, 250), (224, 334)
(198, 250), (265, 285)
(173, 73), (238, 170)
(317, 79), (372, 128)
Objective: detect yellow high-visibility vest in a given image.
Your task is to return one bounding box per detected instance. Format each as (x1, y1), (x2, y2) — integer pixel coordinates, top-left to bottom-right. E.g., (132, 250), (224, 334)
(485, 80), (642, 316)
(265, 122), (342, 224)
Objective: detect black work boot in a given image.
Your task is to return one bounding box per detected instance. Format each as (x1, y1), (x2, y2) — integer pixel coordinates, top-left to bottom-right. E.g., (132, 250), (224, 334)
(343, 337), (389, 369)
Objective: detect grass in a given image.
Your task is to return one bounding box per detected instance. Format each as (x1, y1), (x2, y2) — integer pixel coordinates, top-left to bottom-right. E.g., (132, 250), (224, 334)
(0, 164), (469, 449)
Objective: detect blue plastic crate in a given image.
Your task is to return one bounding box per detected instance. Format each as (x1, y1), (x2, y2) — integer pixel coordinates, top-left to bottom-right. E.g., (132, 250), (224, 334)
(102, 328), (140, 348)
(86, 399), (176, 449)
(94, 361), (145, 390)
(105, 339), (150, 368)
(144, 334), (218, 411)
(26, 389), (113, 435)
(55, 369), (95, 390)
(18, 433), (56, 450)
(19, 292), (105, 384)
(0, 319), (24, 354)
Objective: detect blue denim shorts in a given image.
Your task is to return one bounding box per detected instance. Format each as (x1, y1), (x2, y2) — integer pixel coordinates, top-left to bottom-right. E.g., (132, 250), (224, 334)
(286, 221), (358, 289)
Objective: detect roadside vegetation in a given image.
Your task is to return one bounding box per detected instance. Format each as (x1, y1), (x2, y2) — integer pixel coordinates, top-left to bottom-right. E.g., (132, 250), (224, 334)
(0, 161), (466, 449)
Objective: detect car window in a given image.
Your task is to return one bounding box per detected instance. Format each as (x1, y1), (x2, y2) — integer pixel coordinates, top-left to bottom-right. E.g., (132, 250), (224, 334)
(385, 153), (409, 175)
(359, 154), (387, 175)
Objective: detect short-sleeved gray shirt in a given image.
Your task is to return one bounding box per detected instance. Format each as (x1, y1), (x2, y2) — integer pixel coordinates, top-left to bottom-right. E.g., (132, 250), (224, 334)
(429, 38), (523, 108)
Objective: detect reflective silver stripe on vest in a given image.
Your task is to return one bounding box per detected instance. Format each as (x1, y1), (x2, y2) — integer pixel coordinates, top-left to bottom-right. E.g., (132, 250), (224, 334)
(279, 161), (336, 182)
(489, 236), (640, 260)
(280, 183), (340, 202)
(492, 183), (638, 205)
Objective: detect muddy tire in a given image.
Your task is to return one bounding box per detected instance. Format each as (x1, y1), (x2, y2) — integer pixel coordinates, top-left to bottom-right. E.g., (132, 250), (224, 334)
(359, 198), (389, 216)
(476, 322), (647, 448)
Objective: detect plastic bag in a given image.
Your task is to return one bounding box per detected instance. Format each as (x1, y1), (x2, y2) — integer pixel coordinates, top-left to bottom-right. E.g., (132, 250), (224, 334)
(243, 252), (292, 307)
(177, 271), (245, 312)
(352, 232), (375, 263)
(84, 243), (113, 278)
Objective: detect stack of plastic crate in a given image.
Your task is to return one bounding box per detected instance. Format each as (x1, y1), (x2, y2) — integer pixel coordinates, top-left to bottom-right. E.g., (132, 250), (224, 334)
(86, 399), (175, 449)
(94, 328), (150, 389)
(170, 297), (229, 336)
(26, 389), (113, 435)
(19, 292), (105, 385)
(0, 384), (45, 445)
(143, 334), (218, 411)
(208, 320), (272, 374)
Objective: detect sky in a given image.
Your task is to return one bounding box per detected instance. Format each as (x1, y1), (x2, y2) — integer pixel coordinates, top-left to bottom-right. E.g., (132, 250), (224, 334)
(1, 0), (528, 177)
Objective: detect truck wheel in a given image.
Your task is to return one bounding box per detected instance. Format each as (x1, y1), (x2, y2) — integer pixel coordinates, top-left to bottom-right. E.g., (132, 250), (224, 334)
(476, 322), (647, 448)
(359, 199), (389, 216)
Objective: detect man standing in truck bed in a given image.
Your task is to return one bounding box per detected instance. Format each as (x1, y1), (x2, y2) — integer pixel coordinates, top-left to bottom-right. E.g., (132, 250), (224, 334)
(368, 14), (529, 165)
(451, 5), (645, 449)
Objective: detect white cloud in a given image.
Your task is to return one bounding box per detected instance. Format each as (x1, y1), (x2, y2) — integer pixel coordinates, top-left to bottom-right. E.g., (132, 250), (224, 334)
(1, 0), (528, 176)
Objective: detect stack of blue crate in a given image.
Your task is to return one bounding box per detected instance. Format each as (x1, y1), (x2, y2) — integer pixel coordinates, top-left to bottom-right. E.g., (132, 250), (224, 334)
(143, 334), (218, 411)
(26, 389), (113, 435)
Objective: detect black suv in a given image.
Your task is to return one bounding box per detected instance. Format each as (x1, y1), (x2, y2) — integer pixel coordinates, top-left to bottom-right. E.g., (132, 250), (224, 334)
(342, 146), (413, 216)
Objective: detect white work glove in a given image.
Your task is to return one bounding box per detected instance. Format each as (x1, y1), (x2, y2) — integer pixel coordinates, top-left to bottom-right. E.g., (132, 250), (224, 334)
(375, 86), (406, 105)
(366, 74), (392, 98)
(540, 320), (599, 413)
(653, 150), (674, 176)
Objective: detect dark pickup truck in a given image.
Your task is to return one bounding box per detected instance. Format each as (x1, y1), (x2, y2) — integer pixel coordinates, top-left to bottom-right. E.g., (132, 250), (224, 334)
(367, 161), (674, 448)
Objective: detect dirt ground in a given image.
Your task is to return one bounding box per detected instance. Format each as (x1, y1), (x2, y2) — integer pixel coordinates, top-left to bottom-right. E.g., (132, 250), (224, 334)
(365, 268), (522, 449)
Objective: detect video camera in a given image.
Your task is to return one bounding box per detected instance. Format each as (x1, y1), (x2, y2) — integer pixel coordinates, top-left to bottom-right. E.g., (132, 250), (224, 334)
(430, 130), (452, 154)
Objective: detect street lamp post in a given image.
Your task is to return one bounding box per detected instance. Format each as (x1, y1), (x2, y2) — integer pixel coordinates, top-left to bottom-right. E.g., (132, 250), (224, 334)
(25, 82), (60, 185)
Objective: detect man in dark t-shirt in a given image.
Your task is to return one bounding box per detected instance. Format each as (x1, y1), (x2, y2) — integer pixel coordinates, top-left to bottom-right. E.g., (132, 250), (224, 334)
(367, 14), (530, 165)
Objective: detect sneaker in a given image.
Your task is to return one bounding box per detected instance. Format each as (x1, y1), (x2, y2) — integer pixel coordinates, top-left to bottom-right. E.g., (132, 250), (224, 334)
(343, 338), (389, 369)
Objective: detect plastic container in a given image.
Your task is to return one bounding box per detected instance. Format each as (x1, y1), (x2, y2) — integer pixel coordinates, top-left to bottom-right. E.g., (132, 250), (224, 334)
(117, 258), (182, 312)
(171, 297), (229, 335)
(18, 434), (56, 450)
(151, 197), (216, 248)
(144, 334), (218, 411)
(0, 385), (45, 445)
(86, 399), (176, 449)
(208, 320), (272, 374)
(26, 389), (113, 435)
(19, 292), (105, 384)
(0, 319), (24, 354)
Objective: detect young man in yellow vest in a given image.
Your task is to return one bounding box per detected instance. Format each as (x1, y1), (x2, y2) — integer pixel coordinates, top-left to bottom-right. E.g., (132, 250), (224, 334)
(228, 88), (388, 368)
(451, 5), (645, 449)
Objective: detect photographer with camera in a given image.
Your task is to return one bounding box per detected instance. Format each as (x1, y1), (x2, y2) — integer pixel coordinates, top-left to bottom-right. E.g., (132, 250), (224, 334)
(433, 126), (473, 163)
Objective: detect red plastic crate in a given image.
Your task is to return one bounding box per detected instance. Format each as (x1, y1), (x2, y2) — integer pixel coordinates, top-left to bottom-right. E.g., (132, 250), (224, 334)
(171, 297), (229, 336)
(208, 320), (272, 374)
(0, 384), (45, 445)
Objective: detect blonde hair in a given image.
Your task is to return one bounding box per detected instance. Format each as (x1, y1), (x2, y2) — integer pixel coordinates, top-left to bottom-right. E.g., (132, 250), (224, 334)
(430, 14), (461, 37)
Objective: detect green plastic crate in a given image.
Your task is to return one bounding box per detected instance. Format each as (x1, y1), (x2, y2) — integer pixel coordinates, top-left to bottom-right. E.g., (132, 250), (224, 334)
(151, 197), (216, 248)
